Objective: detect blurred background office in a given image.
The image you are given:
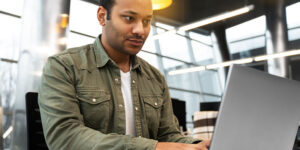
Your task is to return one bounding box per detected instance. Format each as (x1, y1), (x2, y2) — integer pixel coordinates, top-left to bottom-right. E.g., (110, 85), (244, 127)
(1, 0), (300, 149)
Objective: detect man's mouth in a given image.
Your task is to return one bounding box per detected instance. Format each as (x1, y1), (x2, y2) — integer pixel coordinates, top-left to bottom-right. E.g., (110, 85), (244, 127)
(127, 39), (144, 47)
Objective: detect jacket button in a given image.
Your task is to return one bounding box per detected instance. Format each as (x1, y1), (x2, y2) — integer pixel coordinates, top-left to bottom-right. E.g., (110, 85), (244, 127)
(115, 78), (119, 82)
(132, 80), (135, 84)
(135, 107), (138, 111)
(92, 98), (96, 102)
(154, 102), (158, 106)
(119, 104), (123, 108)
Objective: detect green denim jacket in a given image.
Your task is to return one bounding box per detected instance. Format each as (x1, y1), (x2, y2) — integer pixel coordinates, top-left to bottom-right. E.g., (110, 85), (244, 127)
(38, 36), (200, 150)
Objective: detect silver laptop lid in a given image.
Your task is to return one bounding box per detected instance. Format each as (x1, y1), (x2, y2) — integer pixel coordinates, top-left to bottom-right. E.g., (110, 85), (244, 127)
(210, 64), (300, 150)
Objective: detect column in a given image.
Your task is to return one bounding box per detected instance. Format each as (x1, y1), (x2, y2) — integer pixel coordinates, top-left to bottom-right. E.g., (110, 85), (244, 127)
(212, 25), (230, 81)
(265, 0), (289, 77)
(11, 0), (70, 149)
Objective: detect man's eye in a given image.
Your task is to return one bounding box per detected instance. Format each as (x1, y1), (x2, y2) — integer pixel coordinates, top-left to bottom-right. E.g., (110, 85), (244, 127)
(124, 16), (133, 21)
(143, 20), (150, 26)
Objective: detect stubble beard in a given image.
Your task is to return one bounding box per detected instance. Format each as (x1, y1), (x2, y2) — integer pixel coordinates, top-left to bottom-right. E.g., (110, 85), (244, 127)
(105, 22), (143, 56)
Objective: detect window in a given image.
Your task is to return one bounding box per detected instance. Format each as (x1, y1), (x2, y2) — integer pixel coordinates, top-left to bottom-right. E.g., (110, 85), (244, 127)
(159, 31), (192, 63)
(286, 2), (300, 41)
(67, 32), (95, 48)
(0, 1), (23, 148)
(69, 0), (101, 37)
(226, 16), (266, 59)
(137, 51), (159, 69)
(0, 0), (24, 16)
(0, 14), (21, 60)
(191, 41), (213, 62)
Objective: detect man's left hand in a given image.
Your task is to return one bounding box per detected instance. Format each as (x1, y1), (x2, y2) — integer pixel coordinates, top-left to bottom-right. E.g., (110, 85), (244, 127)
(197, 140), (210, 150)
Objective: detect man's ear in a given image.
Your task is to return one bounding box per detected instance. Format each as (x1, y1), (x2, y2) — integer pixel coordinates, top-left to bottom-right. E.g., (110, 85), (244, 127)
(97, 6), (107, 26)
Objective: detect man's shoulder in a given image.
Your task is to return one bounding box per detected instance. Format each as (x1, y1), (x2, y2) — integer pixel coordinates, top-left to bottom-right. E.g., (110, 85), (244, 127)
(52, 44), (92, 59)
(49, 44), (95, 68)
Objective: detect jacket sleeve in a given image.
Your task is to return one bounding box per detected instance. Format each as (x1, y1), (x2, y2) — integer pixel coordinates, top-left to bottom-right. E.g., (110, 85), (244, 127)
(156, 76), (201, 144)
(38, 56), (158, 150)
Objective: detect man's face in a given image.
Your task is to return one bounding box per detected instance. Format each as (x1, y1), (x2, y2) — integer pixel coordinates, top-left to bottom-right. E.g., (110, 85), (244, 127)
(103, 0), (153, 56)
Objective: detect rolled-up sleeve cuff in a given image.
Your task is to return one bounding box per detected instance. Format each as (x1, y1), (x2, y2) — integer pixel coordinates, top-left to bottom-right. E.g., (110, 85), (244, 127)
(183, 137), (202, 144)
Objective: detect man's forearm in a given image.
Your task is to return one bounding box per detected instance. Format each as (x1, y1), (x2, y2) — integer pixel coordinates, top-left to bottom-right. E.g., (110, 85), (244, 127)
(155, 140), (210, 150)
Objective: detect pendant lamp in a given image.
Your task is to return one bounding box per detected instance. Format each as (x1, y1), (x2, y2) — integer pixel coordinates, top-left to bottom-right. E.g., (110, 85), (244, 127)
(152, 0), (173, 10)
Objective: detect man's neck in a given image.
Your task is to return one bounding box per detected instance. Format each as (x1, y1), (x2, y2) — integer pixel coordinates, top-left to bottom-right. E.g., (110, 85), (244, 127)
(100, 35), (131, 73)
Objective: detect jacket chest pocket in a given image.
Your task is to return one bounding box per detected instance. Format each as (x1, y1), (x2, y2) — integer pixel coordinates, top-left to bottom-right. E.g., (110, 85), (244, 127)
(143, 95), (163, 137)
(77, 89), (111, 132)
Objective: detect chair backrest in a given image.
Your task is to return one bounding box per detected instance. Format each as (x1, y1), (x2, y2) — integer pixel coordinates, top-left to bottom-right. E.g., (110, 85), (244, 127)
(200, 102), (220, 111)
(171, 98), (186, 131)
(25, 92), (48, 150)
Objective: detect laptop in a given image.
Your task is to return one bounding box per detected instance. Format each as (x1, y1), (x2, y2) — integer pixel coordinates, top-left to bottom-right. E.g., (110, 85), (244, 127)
(210, 64), (300, 150)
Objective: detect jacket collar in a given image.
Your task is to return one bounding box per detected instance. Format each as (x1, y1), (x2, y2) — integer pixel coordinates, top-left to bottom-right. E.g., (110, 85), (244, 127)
(94, 35), (110, 68)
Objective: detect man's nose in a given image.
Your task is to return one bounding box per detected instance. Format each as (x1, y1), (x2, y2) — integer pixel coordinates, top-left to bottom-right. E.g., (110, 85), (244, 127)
(132, 21), (145, 36)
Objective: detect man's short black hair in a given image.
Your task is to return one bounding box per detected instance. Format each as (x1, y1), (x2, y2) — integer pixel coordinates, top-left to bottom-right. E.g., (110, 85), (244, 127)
(99, 0), (115, 20)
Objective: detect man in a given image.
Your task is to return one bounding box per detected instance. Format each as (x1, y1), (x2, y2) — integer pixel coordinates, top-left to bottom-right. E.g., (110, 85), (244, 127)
(38, 0), (210, 149)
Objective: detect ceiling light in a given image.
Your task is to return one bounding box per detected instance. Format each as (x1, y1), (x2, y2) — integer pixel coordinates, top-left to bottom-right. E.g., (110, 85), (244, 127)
(168, 66), (206, 75)
(152, 0), (173, 10)
(168, 49), (300, 75)
(3, 126), (13, 139)
(60, 14), (69, 28)
(206, 58), (253, 70)
(178, 4), (254, 32)
(151, 4), (254, 39)
(254, 49), (300, 62)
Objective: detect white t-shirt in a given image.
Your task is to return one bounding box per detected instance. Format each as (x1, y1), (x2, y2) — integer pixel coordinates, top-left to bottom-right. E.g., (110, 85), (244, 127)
(120, 70), (136, 136)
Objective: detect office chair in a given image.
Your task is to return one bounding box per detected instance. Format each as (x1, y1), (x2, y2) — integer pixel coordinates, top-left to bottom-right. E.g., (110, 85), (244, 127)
(193, 102), (220, 140)
(171, 98), (187, 131)
(25, 92), (48, 150)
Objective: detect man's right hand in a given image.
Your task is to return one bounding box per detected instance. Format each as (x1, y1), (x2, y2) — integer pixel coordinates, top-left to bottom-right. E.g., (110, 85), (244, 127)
(155, 141), (210, 150)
